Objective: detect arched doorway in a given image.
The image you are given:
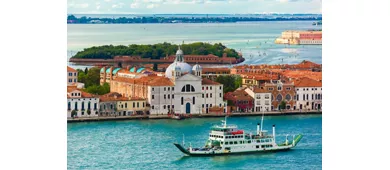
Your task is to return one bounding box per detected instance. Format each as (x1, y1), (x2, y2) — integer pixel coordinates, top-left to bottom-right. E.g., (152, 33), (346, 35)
(186, 103), (191, 114)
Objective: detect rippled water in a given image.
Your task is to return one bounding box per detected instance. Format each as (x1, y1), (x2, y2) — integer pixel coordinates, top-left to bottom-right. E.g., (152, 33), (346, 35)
(68, 115), (322, 169)
(67, 21), (322, 69)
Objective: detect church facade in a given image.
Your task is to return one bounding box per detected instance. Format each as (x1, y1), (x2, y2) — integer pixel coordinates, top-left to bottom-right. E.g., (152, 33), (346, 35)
(110, 47), (227, 115)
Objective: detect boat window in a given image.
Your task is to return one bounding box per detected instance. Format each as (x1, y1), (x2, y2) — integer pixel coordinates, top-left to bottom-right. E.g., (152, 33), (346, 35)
(234, 141), (237, 144)
(225, 142), (228, 145)
(239, 141), (242, 144)
(229, 142), (233, 145)
(256, 145), (259, 149)
(257, 140), (260, 143)
(248, 140), (251, 144)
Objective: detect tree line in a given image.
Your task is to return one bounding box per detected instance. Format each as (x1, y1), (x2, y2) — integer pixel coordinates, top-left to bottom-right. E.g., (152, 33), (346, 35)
(67, 15), (322, 24)
(72, 42), (240, 59)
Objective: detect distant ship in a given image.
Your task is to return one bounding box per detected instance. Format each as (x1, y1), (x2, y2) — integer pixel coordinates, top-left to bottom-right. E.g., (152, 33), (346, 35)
(174, 116), (303, 156)
(312, 21), (322, 25)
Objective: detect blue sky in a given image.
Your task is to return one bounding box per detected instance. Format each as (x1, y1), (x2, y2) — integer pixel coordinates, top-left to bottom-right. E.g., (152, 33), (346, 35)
(68, 0), (322, 14)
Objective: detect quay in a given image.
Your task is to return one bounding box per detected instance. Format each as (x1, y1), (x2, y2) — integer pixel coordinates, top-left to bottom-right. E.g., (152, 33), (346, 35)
(67, 110), (321, 123)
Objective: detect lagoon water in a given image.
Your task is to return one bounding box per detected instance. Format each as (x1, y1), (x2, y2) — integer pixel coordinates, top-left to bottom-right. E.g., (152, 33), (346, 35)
(68, 115), (322, 169)
(67, 21), (322, 69)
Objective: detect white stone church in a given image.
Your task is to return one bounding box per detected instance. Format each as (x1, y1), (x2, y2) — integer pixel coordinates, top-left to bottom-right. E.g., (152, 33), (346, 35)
(147, 47), (227, 115)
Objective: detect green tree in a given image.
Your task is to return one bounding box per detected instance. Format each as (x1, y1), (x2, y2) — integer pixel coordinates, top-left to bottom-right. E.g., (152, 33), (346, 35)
(153, 63), (158, 71)
(84, 67), (88, 74)
(71, 110), (77, 118)
(215, 75), (242, 93)
(280, 101), (286, 110)
(87, 109), (91, 116)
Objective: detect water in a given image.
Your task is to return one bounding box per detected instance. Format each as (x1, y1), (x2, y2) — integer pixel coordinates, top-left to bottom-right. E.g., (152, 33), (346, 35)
(67, 21), (322, 69)
(68, 115), (322, 169)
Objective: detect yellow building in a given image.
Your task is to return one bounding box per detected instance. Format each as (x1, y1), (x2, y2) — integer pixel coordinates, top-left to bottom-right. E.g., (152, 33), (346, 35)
(99, 92), (148, 116)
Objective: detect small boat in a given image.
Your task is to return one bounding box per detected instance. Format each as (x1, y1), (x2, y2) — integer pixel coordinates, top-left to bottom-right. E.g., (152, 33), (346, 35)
(174, 116), (302, 156)
(171, 114), (185, 120)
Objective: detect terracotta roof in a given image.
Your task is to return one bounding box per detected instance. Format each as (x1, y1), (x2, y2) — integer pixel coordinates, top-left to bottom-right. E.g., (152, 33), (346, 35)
(202, 78), (220, 85)
(67, 86), (95, 98)
(253, 87), (269, 93)
(294, 77), (322, 87)
(67, 66), (77, 72)
(202, 67), (231, 73)
(281, 70), (322, 81)
(113, 75), (174, 86)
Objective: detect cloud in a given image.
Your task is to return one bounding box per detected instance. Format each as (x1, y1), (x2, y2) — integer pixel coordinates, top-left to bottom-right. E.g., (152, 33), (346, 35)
(112, 3), (125, 9)
(146, 4), (160, 8)
(130, 2), (140, 8)
(69, 3), (89, 8)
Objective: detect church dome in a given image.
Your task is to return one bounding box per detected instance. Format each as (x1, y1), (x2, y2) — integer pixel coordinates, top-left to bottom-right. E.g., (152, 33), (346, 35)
(165, 62), (192, 78)
(165, 46), (192, 78)
(192, 64), (202, 71)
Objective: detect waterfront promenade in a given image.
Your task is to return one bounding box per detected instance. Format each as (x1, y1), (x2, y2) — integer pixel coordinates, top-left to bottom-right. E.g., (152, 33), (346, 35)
(67, 110), (321, 123)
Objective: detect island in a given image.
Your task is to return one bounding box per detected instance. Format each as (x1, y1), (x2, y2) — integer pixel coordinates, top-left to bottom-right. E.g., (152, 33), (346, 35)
(69, 42), (245, 67)
(67, 14), (322, 24)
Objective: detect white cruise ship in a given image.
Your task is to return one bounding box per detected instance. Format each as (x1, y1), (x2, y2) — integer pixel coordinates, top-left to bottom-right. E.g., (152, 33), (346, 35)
(174, 117), (302, 156)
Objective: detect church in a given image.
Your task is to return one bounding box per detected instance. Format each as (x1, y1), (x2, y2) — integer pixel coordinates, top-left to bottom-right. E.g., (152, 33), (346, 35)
(109, 46), (227, 115)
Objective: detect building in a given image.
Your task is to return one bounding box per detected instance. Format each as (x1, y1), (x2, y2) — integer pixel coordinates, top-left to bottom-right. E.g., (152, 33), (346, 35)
(202, 67), (231, 81)
(99, 92), (147, 116)
(224, 88), (254, 113)
(100, 66), (154, 86)
(67, 86), (99, 118)
(245, 87), (272, 112)
(263, 80), (296, 110)
(293, 77), (322, 111)
(275, 30), (322, 45)
(67, 66), (78, 85)
(110, 46), (227, 115)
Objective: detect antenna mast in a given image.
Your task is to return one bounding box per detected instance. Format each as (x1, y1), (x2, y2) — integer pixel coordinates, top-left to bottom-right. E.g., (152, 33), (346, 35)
(260, 109), (264, 132)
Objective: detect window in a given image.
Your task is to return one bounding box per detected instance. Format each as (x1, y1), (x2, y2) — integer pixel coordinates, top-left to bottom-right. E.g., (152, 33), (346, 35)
(87, 102), (91, 110)
(152, 105), (154, 109)
(133, 102), (135, 108)
(229, 142), (233, 145)
(152, 95), (154, 99)
(152, 88), (154, 91)
(268, 87), (273, 91)
(210, 104), (212, 107)
(69, 79), (72, 83)
(202, 94), (204, 98)
(225, 142), (228, 145)
(285, 94), (291, 101)
(81, 102), (85, 110)
(164, 87), (166, 91)
(74, 79), (77, 82)
(297, 94), (299, 101)
(137, 102), (139, 108)
(234, 141), (237, 144)
(168, 95), (170, 99)
(172, 95), (174, 99)
(277, 86), (282, 91)
(163, 105), (166, 109)
(164, 94), (166, 99)
(220, 93), (222, 97)
(68, 73), (71, 76)
(143, 102), (145, 107)
(172, 87), (174, 91)
(168, 87), (170, 91)
(68, 102), (71, 110)
(303, 88), (305, 91)
(219, 86), (222, 90)
(181, 97), (183, 105)
(303, 94), (305, 100)
(286, 87), (291, 91)
(182, 84), (195, 92)
(210, 86), (212, 90)
(210, 93), (212, 98)
(193, 97), (195, 104)
(202, 104), (204, 108)
(306, 94), (309, 100)
(276, 94), (282, 102)
(125, 103), (127, 108)
(312, 94), (314, 100)
(206, 94), (208, 98)
(202, 87), (204, 90)
(168, 105), (170, 110)
(206, 87), (208, 90)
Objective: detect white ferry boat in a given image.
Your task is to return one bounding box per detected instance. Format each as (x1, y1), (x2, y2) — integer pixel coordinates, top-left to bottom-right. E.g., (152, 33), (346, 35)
(174, 116), (302, 156)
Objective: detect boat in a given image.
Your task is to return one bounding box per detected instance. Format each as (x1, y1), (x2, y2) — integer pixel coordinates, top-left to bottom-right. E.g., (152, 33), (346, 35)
(170, 113), (185, 120)
(174, 116), (302, 156)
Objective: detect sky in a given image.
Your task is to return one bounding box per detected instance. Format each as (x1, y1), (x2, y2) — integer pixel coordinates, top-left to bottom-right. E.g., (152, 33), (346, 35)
(68, 0), (322, 14)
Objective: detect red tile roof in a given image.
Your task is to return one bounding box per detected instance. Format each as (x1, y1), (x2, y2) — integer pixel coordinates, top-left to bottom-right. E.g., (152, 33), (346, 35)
(293, 77), (322, 87)
(67, 66), (77, 72)
(202, 78), (221, 85)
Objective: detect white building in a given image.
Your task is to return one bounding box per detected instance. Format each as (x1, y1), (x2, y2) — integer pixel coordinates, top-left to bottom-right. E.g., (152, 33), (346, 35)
(147, 46), (227, 115)
(245, 87), (272, 112)
(67, 86), (99, 118)
(294, 77), (322, 111)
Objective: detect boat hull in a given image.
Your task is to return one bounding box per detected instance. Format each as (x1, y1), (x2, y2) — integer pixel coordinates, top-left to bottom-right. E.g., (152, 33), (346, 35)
(174, 134), (303, 156)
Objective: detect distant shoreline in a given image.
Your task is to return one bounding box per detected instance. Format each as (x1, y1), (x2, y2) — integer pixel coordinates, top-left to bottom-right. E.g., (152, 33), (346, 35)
(67, 14), (322, 24)
(67, 111), (322, 123)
